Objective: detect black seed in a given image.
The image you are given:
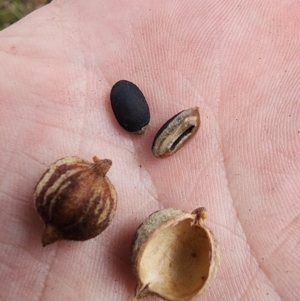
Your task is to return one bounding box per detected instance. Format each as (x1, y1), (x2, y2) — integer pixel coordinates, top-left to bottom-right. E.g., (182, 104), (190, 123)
(110, 80), (150, 134)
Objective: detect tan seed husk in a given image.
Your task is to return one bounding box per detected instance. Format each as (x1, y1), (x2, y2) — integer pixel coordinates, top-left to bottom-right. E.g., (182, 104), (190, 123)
(152, 107), (200, 158)
(131, 207), (219, 301)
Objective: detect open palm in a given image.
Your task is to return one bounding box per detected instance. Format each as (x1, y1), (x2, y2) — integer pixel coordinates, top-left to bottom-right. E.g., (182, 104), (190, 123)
(0, 1), (299, 300)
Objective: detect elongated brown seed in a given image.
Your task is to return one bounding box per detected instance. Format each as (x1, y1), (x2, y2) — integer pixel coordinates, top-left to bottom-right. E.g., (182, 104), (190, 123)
(152, 107), (200, 158)
(33, 156), (117, 246)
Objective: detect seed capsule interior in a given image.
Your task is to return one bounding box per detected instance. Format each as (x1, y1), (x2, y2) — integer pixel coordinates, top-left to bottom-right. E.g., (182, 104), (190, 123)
(33, 156), (117, 246)
(152, 107), (200, 158)
(131, 207), (219, 301)
(110, 80), (150, 134)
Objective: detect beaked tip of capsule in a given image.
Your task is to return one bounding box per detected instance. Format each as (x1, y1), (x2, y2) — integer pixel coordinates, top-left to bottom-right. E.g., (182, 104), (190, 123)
(42, 224), (62, 246)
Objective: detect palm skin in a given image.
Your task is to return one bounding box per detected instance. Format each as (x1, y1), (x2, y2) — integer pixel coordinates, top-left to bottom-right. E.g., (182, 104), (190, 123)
(0, 1), (299, 300)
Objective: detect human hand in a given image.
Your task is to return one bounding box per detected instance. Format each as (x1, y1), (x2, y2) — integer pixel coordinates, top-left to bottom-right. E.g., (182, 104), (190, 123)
(0, 1), (299, 300)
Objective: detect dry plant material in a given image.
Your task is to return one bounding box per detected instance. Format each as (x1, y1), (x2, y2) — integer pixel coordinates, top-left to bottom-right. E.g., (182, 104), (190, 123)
(33, 156), (117, 246)
(110, 80), (150, 134)
(131, 207), (219, 301)
(152, 107), (200, 158)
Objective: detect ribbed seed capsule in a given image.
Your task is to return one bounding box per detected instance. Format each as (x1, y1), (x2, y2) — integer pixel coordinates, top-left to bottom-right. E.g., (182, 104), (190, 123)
(33, 156), (117, 246)
(110, 80), (150, 134)
(152, 107), (200, 158)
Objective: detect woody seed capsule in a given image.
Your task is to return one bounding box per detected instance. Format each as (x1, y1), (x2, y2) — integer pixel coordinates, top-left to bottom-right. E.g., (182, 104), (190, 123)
(110, 80), (150, 134)
(131, 207), (220, 301)
(33, 156), (117, 246)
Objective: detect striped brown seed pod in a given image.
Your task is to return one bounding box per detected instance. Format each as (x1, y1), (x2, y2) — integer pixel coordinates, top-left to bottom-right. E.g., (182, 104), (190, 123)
(33, 156), (117, 246)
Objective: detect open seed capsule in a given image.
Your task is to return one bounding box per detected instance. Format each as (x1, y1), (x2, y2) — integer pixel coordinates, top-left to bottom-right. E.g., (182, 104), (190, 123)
(110, 80), (150, 134)
(152, 107), (200, 158)
(131, 207), (220, 301)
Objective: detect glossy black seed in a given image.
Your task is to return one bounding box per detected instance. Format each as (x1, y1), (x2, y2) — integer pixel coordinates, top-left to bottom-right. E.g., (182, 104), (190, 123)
(110, 80), (150, 134)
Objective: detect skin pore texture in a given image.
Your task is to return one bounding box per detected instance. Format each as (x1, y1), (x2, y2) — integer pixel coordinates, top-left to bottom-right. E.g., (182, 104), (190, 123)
(0, 0), (299, 300)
